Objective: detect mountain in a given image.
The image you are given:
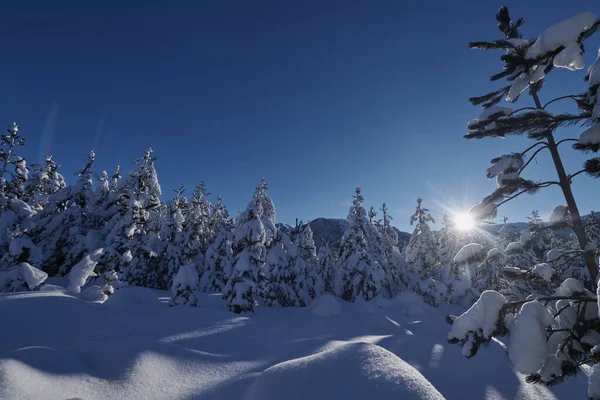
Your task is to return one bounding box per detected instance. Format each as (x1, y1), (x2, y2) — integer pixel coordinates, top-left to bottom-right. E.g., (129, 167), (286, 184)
(276, 218), (540, 256)
(276, 218), (411, 254)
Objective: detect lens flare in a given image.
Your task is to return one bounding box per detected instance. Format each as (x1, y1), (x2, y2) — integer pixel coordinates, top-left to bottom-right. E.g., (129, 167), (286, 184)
(454, 213), (475, 231)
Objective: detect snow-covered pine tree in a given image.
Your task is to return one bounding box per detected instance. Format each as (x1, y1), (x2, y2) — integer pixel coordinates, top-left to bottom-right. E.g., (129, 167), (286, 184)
(464, 6), (599, 284)
(183, 182), (212, 276)
(438, 215), (461, 270)
(160, 185), (190, 289)
(199, 195), (234, 293)
(525, 210), (553, 260)
(316, 236), (336, 294)
(0, 123), (47, 291)
(0, 123), (28, 203)
(0, 123), (33, 257)
(223, 179), (275, 313)
(106, 148), (163, 288)
(585, 211), (600, 251)
(335, 187), (386, 302)
(200, 225), (234, 293)
(208, 195), (229, 237)
(92, 166), (122, 231)
(31, 151), (97, 276)
(449, 8), (600, 396)
(295, 222), (321, 301)
(376, 203), (406, 296)
(405, 198), (446, 306)
(262, 231), (302, 307)
(24, 155), (66, 211)
(405, 198), (440, 279)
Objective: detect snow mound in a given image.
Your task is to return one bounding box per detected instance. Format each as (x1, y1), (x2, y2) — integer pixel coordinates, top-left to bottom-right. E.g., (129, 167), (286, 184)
(353, 297), (383, 315)
(103, 287), (162, 308)
(309, 293), (342, 317)
(245, 342), (444, 400)
(389, 291), (433, 316)
(454, 243), (484, 264)
(78, 285), (108, 302)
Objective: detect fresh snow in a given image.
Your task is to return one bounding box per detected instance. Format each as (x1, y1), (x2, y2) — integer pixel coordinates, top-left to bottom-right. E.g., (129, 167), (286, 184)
(448, 290), (507, 355)
(549, 205), (569, 225)
(245, 342), (445, 400)
(532, 263), (554, 282)
(590, 364), (600, 399)
(67, 248), (104, 293)
(508, 301), (556, 375)
(0, 263), (48, 291)
(507, 75), (530, 102)
(0, 288), (585, 400)
(579, 124), (600, 146)
(454, 243), (484, 264)
(309, 293), (343, 317)
(505, 241), (521, 253)
(520, 228), (532, 245)
(172, 263), (199, 295)
(527, 12), (597, 62)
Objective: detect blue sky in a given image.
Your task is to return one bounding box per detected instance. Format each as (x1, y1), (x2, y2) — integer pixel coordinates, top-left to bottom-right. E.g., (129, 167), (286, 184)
(2, 0), (599, 231)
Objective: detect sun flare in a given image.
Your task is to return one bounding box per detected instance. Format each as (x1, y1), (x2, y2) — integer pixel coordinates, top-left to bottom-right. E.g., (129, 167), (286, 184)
(454, 213), (475, 232)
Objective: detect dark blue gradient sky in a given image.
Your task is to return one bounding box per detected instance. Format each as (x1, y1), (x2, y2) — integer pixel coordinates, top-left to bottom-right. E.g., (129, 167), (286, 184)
(2, 0), (599, 230)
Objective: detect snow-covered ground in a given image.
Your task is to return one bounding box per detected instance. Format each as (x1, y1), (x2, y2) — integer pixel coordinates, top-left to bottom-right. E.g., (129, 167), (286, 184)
(0, 282), (588, 400)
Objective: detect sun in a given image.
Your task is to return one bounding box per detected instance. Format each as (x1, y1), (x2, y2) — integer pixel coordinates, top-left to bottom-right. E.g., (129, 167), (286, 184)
(454, 212), (475, 231)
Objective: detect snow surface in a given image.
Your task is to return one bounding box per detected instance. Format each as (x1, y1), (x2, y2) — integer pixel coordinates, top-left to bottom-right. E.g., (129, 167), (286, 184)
(245, 342), (444, 400)
(103, 287), (164, 308)
(309, 293), (343, 317)
(0, 288), (588, 399)
(590, 364), (600, 399)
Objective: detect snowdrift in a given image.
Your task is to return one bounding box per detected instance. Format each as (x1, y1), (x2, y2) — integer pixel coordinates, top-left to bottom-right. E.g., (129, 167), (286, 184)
(245, 342), (444, 400)
(103, 287), (163, 308)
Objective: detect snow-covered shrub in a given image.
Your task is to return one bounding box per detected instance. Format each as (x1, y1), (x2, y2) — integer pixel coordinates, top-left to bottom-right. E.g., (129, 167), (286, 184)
(0, 263), (48, 292)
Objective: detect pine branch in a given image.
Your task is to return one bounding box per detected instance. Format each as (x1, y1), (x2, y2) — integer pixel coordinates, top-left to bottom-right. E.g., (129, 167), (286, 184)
(583, 158), (600, 178)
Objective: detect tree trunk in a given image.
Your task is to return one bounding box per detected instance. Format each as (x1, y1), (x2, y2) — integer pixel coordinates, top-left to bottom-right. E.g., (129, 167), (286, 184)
(531, 91), (598, 284)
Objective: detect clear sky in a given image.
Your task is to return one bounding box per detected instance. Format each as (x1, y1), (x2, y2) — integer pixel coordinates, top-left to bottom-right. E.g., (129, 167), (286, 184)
(2, 0), (599, 231)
